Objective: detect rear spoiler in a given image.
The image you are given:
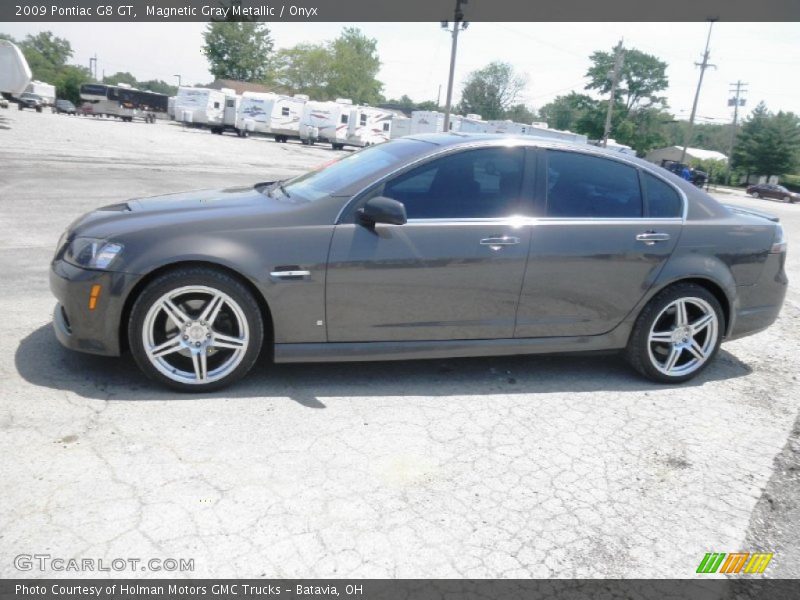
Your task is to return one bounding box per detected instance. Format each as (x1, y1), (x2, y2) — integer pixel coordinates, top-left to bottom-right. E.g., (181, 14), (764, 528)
(723, 204), (780, 223)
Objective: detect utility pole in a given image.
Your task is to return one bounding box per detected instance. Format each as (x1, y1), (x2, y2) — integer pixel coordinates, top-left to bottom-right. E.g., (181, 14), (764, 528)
(89, 55), (97, 81)
(442, 0), (469, 133)
(174, 74), (182, 87)
(726, 80), (747, 167)
(602, 40), (625, 148)
(680, 19), (717, 164)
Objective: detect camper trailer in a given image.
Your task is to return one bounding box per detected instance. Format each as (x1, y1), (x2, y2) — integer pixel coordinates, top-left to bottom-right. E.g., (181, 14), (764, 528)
(208, 88), (242, 136)
(410, 110), (445, 134)
(525, 124), (588, 144)
(174, 87), (226, 128)
(299, 98), (356, 147)
(80, 83), (167, 122)
(486, 120), (530, 135)
(268, 94), (307, 143)
(21, 80), (56, 106)
(237, 92), (275, 136)
(390, 115), (411, 139)
(345, 106), (393, 148)
(0, 40), (32, 96)
(451, 113), (487, 133)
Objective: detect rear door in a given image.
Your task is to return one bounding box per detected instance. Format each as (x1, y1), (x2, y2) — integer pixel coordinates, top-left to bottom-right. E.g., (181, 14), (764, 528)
(326, 146), (534, 342)
(515, 149), (684, 338)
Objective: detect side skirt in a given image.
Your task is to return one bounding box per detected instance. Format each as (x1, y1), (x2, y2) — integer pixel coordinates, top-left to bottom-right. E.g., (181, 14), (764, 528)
(274, 327), (631, 363)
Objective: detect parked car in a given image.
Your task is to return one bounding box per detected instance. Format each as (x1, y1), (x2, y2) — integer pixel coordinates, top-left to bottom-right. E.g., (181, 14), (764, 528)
(17, 92), (44, 112)
(0, 96), (9, 109)
(746, 183), (799, 204)
(50, 134), (788, 391)
(53, 99), (77, 115)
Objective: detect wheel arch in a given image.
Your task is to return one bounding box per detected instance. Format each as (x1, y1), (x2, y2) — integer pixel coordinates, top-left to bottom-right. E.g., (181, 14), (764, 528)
(644, 276), (733, 338)
(119, 260), (274, 355)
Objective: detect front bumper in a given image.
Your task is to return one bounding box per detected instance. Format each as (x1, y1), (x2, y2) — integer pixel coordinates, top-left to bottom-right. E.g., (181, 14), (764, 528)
(49, 259), (141, 356)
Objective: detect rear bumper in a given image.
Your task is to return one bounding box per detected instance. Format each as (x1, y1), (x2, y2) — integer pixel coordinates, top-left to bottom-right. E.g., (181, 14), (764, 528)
(49, 260), (141, 356)
(728, 252), (788, 341)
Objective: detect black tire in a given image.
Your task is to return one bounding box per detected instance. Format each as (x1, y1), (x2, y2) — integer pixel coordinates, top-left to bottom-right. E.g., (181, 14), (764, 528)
(18, 103), (23, 111)
(625, 282), (724, 384)
(128, 266), (265, 392)
(755, 192), (762, 199)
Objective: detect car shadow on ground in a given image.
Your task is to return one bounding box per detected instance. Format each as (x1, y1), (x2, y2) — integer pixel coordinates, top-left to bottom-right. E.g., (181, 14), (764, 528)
(16, 324), (753, 406)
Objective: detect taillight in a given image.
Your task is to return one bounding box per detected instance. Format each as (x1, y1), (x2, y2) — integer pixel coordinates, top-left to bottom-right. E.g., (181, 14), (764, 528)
(770, 225), (787, 254)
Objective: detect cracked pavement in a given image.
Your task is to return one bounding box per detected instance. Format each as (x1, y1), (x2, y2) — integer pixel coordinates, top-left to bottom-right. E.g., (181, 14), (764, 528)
(1, 109), (798, 578)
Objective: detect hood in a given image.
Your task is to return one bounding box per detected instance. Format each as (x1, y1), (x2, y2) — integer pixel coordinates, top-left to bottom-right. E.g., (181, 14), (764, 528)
(66, 183), (306, 240)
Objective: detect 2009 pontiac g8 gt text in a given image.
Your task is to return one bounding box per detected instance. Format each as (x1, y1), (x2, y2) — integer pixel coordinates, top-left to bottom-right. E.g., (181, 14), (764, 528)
(50, 134), (788, 391)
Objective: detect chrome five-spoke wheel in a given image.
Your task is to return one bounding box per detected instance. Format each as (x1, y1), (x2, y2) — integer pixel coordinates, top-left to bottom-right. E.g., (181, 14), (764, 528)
(129, 268), (264, 391)
(143, 286), (249, 385)
(626, 283), (723, 383)
(647, 297), (718, 377)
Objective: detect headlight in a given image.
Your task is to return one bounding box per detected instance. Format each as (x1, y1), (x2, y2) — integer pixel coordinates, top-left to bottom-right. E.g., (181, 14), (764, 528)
(64, 238), (124, 269)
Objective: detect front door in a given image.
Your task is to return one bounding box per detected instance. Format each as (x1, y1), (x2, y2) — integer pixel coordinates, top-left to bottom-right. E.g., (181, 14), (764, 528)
(326, 146), (534, 342)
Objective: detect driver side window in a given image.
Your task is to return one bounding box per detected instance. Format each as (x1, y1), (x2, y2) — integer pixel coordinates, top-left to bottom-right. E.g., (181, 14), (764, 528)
(382, 147), (525, 219)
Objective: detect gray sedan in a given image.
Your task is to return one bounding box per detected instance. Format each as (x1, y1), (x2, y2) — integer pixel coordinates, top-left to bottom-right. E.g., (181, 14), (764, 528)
(50, 134), (788, 391)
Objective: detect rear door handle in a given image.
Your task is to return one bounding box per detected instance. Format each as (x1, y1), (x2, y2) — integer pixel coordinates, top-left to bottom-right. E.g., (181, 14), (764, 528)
(480, 236), (520, 248)
(636, 232), (671, 245)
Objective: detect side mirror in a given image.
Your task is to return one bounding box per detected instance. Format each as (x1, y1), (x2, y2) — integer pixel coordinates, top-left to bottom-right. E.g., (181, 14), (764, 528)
(358, 196), (407, 226)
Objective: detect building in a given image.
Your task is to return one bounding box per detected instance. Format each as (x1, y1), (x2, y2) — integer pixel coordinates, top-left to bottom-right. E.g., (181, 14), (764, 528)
(645, 146), (728, 165)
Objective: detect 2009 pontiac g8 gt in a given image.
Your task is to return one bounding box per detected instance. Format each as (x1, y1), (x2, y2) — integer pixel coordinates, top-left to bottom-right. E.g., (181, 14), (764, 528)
(50, 134), (788, 391)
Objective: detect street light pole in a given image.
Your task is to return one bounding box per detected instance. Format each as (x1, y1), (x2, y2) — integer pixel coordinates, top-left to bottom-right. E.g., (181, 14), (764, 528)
(442, 0), (468, 133)
(680, 19), (717, 164)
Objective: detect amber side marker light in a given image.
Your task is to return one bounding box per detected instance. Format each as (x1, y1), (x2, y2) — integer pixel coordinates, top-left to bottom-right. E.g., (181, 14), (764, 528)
(88, 284), (102, 310)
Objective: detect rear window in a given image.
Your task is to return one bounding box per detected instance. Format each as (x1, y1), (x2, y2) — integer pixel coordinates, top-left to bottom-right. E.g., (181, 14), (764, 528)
(643, 172), (683, 218)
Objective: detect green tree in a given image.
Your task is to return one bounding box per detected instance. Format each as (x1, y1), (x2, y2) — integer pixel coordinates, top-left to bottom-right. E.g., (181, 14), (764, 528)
(202, 22), (275, 82)
(457, 62), (527, 120)
(504, 103), (536, 124)
(538, 92), (598, 131)
(274, 43), (332, 99)
(585, 46), (668, 114)
(326, 28), (383, 104)
(138, 79), (178, 96)
(55, 65), (92, 104)
(732, 102), (800, 180)
(17, 31), (73, 84)
(103, 71), (138, 87)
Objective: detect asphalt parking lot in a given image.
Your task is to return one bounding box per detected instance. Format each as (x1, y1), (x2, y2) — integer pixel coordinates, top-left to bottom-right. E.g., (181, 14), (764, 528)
(1, 108), (798, 578)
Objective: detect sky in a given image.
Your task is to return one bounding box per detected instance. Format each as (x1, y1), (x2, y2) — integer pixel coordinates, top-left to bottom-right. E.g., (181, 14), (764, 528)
(3, 21), (799, 124)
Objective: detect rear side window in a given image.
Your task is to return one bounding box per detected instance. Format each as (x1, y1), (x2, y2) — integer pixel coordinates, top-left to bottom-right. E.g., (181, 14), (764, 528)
(546, 151), (642, 218)
(644, 172), (682, 218)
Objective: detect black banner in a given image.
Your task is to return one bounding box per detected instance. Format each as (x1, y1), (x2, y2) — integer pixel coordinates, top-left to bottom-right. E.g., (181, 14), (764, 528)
(2, 0), (800, 23)
(2, 580), (800, 600)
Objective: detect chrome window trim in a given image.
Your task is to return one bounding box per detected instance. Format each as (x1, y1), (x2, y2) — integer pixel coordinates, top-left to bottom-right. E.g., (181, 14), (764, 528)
(333, 137), (690, 225)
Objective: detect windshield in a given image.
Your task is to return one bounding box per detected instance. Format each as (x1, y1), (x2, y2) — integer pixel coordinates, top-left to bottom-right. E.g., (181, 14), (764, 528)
(273, 139), (429, 202)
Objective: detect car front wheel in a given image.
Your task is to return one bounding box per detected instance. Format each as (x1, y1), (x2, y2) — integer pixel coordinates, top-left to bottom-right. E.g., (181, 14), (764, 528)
(626, 283), (723, 383)
(129, 267), (264, 392)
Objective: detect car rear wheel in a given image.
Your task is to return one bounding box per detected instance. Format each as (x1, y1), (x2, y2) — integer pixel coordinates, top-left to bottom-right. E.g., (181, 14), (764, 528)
(753, 192), (762, 199)
(783, 195), (792, 203)
(626, 283), (723, 383)
(129, 267), (264, 392)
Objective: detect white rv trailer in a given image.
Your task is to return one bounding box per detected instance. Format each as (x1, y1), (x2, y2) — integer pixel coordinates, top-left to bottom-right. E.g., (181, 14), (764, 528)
(345, 106), (393, 148)
(21, 80), (56, 106)
(208, 88), (243, 136)
(299, 98), (355, 147)
(173, 87), (226, 128)
(268, 94), (307, 142)
(410, 110), (445, 134)
(525, 124), (588, 145)
(237, 91), (276, 135)
(450, 113), (487, 133)
(390, 115), (411, 138)
(486, 120), (531, 135)
(0, 40), (32, 95)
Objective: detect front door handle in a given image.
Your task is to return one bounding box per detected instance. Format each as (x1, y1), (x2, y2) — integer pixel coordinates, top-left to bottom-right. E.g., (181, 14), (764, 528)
(480, 236), (520, 248)
(636, 232), (671, 245)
